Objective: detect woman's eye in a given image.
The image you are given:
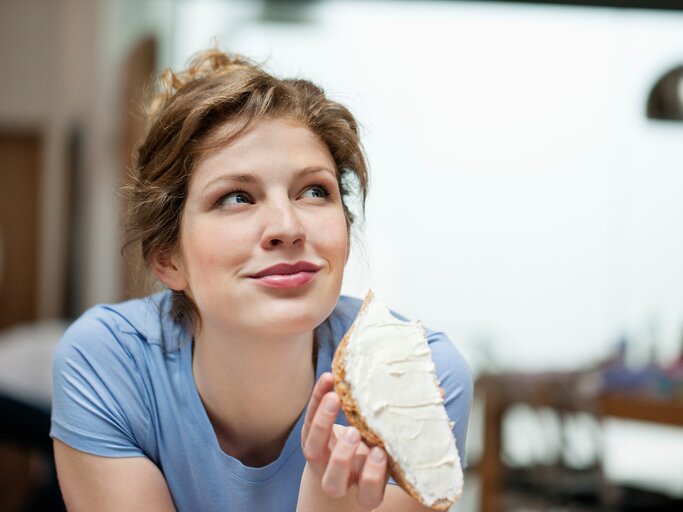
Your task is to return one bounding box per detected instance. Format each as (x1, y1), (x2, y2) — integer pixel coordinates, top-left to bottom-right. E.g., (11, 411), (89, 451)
(301, 185), (329, 199)
(218, 191), (253, 206)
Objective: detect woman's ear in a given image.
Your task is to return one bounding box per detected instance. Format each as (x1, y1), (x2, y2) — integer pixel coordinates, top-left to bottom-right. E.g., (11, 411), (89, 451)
(151, 250), (188, 291)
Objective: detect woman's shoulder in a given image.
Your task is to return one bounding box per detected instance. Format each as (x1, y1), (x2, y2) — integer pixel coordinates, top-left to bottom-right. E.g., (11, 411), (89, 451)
(50, 293), (173, 459)
(54, 290), (180, 366)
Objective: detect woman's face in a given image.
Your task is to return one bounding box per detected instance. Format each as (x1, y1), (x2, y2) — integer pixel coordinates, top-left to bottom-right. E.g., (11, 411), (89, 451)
(165, 117), (348, 338)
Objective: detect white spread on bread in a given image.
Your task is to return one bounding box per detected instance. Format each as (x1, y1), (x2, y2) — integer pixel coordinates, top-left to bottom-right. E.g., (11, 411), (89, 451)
(342, 294), (463, 507)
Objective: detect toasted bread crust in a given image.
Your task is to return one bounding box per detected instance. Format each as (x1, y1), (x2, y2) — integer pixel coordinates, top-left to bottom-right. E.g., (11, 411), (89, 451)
(331, 291), (454, 511)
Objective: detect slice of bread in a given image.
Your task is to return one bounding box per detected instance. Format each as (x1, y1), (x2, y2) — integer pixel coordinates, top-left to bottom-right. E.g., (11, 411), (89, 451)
(332, 290), (463, 510)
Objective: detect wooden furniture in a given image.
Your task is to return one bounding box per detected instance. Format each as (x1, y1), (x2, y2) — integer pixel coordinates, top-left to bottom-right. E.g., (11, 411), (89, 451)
(599, 393), (683, 427)
(0, 131), (41, 328)
(477, 373), (683, 511)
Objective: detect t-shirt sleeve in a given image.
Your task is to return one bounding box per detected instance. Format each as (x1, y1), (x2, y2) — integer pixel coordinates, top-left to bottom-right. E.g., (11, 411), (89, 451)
(427, 330), (473, 469)
(50, 309), (151, 458)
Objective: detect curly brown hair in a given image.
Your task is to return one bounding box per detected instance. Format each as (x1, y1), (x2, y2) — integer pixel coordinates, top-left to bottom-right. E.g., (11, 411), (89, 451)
(123, 49), (369, 329)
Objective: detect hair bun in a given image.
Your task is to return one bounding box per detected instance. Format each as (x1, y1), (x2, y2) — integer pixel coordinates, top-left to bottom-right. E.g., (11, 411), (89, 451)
(147, 49), (255, 120)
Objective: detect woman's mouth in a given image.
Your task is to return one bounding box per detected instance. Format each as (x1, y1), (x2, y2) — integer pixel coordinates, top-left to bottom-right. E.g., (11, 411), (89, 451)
(249, 261), (320, 289)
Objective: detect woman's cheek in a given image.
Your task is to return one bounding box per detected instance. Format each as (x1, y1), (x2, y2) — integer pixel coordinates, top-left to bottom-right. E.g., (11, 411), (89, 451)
(316, 209), (346, 243)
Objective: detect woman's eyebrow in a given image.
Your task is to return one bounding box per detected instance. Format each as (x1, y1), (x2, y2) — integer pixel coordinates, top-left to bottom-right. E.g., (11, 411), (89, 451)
(294, 166), (337, 179)
(202, 174), (259, 192)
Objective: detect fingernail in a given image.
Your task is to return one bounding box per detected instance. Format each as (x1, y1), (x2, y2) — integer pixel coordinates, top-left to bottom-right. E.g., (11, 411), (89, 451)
(343, 427), (359, 444)
(323, 395), (337, 413)
(370, 448), (385, 462)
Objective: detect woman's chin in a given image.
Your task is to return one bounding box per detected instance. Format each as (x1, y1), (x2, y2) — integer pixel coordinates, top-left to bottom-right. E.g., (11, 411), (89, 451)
(248, 297), (335, 336)
(257, 310), (322, 337)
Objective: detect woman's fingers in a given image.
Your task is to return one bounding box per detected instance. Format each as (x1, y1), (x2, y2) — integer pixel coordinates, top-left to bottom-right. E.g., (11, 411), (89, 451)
(328, 424), (346, 452)
(321, 426), (361, 497)
(302, 372), (334, 443)
(301, 373), (389, 505)
(352, 438), (370, 477)
(356, 447), (388, 509)
(302, 391), (339, 467)
(329, 427), (369, 479)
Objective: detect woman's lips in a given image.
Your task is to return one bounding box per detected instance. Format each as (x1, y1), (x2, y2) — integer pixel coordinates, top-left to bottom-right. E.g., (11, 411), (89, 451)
(249, 261), (320, 289)
(252, 271), (317, 288)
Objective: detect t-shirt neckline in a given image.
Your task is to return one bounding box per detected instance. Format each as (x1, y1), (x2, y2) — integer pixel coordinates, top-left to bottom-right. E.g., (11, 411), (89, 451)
(179, 327), (331, 483)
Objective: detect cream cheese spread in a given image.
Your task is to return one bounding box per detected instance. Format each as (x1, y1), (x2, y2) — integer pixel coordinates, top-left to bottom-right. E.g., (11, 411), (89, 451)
(343, 295), (463, 507)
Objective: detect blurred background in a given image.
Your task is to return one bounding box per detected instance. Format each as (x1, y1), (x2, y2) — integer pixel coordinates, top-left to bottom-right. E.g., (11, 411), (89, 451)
(1, 0), (683, 510)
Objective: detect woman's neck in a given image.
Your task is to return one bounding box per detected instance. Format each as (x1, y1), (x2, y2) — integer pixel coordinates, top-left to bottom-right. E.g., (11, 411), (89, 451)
(191, 324), (316, 466)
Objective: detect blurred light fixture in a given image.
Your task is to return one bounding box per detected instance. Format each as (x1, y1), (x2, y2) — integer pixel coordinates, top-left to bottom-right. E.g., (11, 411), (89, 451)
(646, 65), (683, 121)
(259, 0), (318, 23)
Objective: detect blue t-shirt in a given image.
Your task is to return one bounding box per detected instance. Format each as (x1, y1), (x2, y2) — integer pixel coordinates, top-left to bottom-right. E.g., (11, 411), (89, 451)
(51, 291), (472, 512)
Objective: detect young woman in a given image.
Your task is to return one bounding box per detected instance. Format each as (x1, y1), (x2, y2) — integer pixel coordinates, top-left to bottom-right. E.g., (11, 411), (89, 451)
(50, 49), (472, 512)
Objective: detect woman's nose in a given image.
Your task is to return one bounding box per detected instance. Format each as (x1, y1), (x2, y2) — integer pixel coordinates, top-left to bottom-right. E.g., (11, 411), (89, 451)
(260, 200), (306, 249)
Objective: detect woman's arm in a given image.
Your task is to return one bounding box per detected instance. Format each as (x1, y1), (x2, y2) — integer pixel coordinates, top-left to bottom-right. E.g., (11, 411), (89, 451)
(297, 373), (434, 512)
(54, 439), (176, 512)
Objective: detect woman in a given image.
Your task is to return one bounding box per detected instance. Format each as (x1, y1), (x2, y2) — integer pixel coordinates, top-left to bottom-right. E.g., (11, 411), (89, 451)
(50, 49), (472, 511)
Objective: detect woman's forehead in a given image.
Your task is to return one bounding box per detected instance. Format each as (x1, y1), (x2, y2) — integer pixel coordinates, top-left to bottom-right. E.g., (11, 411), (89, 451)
(189, 118), (336, 187)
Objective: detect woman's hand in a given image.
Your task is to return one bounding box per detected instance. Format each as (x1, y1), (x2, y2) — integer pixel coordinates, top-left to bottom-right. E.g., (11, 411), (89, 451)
(299, 372), (389, 510)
